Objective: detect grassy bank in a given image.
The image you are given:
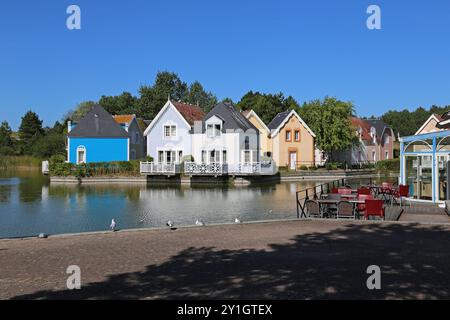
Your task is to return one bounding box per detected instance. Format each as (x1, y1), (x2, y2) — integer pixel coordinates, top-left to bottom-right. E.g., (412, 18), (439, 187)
(0, 156), (42, 170)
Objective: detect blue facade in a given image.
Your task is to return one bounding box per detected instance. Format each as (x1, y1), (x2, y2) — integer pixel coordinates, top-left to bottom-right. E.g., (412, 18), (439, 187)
(68, 138), (129, 164)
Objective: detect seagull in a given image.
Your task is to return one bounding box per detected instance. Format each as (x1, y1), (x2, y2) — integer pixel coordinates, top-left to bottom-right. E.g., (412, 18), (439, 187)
(268, 209), (273, 214)
(110, 219), (116, 231)
(195, 219), (205, 226)
(234, 218), (241, 223)
(166, 221), (174, 228)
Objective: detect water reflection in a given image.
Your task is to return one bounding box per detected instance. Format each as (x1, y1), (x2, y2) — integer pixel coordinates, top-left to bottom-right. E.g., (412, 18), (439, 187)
(0, 170), (393, 238)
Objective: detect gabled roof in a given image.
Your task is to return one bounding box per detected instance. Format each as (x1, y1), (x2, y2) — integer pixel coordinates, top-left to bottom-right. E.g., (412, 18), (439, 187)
(143, 100), (205, 136)
(113, 114), (135, 125)
(203, 102), (258, 132)
(267, 110), (316, 138)
(243, 109), (270, 133)
(68, 105), (129, 138)
(172, 102), (205, 126)
(351, 117), (372, 143)
(415, 114), (443, 135)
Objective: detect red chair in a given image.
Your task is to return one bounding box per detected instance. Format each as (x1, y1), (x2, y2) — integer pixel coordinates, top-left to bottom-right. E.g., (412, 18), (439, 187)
(338, 188), (352, 195)
(331, 188), (339, 194)
(393, 185), (410, 207)
(357, 187), (371, 196)
(356, 194), (373, 218)
(364, 199), (385, 220)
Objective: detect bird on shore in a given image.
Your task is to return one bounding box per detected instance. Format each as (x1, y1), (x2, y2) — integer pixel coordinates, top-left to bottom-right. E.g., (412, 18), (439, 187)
(110, 219), (116, 231)
(166, 221), (174, 228)
(195, 219), (205, 226)
(234, 218), (241, 223)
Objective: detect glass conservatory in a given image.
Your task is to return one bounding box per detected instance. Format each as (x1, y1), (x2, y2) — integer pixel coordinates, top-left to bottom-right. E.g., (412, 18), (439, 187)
(400, 130), (450, 203)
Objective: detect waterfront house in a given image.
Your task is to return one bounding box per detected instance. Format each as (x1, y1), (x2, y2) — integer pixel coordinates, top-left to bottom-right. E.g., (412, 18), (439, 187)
(267, 110), (317, 170)
(67, 105), (130, 164)
(415, 113), (444, 135)
(189, 102), (265, 175)
(243, 109), (271, 158)
(112, 114), (147, 160)
(334, 117), (396, 165)
(142, 99), (205, 175)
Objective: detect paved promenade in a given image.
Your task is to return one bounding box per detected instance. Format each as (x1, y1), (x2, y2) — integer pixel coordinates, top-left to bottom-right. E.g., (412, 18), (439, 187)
(1, 220), (450, 300)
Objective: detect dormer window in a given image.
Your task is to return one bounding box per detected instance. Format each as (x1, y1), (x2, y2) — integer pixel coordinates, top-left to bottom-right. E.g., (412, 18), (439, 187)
(207, 124), (221, 138)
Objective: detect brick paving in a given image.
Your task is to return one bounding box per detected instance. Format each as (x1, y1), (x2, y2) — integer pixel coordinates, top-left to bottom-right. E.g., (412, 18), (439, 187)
(1, 220), (450, 300)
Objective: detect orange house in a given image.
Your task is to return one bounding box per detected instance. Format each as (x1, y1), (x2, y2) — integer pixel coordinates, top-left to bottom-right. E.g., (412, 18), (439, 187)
(267, 110), (316, 169)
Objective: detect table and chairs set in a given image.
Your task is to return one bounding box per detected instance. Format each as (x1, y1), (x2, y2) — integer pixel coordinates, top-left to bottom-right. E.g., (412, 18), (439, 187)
(304, 182), (410, 221)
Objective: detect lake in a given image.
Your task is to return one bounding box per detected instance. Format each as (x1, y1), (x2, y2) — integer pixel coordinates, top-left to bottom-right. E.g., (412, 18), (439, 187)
(0, 170), (390, 238)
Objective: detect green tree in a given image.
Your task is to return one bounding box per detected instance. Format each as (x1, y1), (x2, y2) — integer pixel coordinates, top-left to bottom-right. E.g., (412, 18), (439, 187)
(184, 81), (218, 113)
(99, 92), (138, 115)
(18, 111), (44, 155)
(138, 71), (188, 120)
(298, 97), (356, 159)
(0, 121), (14, 155)
(64, 101), (97, 122)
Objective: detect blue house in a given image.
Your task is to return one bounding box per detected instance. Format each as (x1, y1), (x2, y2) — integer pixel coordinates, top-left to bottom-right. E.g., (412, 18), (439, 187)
(67, 105), (130, 164)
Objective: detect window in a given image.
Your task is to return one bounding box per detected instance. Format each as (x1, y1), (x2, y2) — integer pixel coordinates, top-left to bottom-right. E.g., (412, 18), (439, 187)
(164, 125), (176, 138)
(179, 151), (183, 162)
(384, 135), (389, 144)
(76, 146), (86, 164)
(207, 124), (221, 138)
(385, 151), (389, 160)
(372, 151), (376, 162)
(294, 130), (300, 142)
(201, 150), (207, 163)
(209, 150), (220, 163)
(158, 151), (164, 163)
(244, 136), (250, 150)
(166, 151), (175, 163)
(222, 150), (227, 163)
(285, 130), (291, 142)
(134, 132), (139, 144)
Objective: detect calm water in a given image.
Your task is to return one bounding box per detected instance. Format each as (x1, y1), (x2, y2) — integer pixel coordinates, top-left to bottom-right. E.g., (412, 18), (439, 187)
(0, 171), (390, 238)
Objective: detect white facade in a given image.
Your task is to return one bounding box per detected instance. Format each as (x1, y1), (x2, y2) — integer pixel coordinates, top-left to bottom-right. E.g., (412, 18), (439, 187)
(144, 101), (193, 164)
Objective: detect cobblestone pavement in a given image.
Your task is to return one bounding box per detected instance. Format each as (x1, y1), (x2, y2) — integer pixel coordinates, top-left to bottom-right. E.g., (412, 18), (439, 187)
(1, 220), (450, 300)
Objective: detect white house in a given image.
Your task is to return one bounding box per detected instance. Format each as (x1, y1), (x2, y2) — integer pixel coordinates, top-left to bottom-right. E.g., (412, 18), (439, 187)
(188, 102), (272, 175)
(142, 99), (205, 175)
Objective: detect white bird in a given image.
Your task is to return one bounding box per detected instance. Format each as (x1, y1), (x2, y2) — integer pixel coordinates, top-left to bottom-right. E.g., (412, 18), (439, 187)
(139, 218), (145, 224)
(195, 219), (205, 226)
(110, 219), (116, 231)
(166, 221), (174, 228)
(234, 218), (241, 223)
(268, 209), (273, 214)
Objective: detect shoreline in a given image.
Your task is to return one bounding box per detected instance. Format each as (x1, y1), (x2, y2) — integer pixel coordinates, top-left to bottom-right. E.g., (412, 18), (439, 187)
(49, 170), (398, 185)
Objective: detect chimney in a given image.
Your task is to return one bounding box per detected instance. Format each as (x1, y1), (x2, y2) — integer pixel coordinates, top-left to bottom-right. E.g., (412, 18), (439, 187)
(68, 121), (72, 133)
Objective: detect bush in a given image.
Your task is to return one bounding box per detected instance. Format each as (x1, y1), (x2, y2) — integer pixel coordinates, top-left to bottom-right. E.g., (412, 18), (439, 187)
(325, 162), (339, 170)
(146, 155), (154, 162)
(308, 165), (318, 170)
(299, 165), (308, 170)
(181, 155), (194, 163)
(375, 159), (400, 172)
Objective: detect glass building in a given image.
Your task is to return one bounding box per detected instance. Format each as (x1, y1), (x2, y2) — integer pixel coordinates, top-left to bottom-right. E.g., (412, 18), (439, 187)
(400, 130), (450, 203)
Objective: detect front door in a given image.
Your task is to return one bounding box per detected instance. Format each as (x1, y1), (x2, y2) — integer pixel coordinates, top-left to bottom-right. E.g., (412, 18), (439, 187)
(289, 152), (296, 170)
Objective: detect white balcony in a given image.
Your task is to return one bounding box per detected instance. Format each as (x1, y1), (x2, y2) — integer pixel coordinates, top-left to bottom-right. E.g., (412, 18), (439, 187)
(140, 162), (180, 176)
(230, 161), (277, 175)
(184, 162), (225, 176)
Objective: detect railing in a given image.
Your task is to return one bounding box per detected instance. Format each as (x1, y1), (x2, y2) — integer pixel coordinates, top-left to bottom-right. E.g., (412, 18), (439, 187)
(184, 162), (225, 176)
(232, 161), (277, 175)
(140, 162), (178, 175)
(295, 177), (374, 218)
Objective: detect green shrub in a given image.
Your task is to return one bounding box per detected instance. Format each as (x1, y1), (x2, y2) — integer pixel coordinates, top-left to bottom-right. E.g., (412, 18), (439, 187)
(308, 165), (318, 170)
(325, 162), (339, 170)
(299, 165), (308, 170)
(375, 159), (400, 172)
(146, 155), (154, 162)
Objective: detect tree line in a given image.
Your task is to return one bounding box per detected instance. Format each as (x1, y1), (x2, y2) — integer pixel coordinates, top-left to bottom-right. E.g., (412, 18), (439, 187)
(1, 71), (449, 159)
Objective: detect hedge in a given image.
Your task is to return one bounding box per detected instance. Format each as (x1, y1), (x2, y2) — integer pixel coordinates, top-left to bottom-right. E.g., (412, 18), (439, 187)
(49, 157), (142, 177)
(375, 158), (400, 172)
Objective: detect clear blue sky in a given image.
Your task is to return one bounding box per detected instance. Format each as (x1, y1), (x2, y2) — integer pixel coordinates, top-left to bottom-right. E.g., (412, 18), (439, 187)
(1, 0), (450, 129)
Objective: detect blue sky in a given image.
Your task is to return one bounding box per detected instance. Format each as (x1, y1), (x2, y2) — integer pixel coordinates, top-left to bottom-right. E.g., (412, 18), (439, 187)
(1, 0), (450, 129)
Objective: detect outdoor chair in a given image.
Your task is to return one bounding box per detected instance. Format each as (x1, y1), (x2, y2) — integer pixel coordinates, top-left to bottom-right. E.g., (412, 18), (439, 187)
(356, 194), (373, 218)
(357, 187), (371, 196)
(305, 200), (323, 219)
(338, 188), (352, 195)
(337, 201), (356, 219)
(380, 182), (394, 203)
(392, 184), (410, 207)
(331, 187), (339, 194)
(364, 199), (385, 220)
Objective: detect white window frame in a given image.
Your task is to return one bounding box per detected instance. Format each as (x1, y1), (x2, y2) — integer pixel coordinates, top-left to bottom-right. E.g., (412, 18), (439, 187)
(163, 123), (177, 139)
(76, 146), (86, 164)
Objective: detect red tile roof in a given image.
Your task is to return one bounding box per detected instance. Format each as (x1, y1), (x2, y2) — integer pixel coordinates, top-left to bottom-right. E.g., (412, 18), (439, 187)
(113, 114), (135, 124)
(351, 117), (372, 142)
(173, 102), (205, 125)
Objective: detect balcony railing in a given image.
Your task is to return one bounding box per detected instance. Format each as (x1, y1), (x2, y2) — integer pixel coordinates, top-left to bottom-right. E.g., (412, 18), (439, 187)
(140, 162), (179, 175)
(184, 162), (225, 176)
(184, 161), (277, 176)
